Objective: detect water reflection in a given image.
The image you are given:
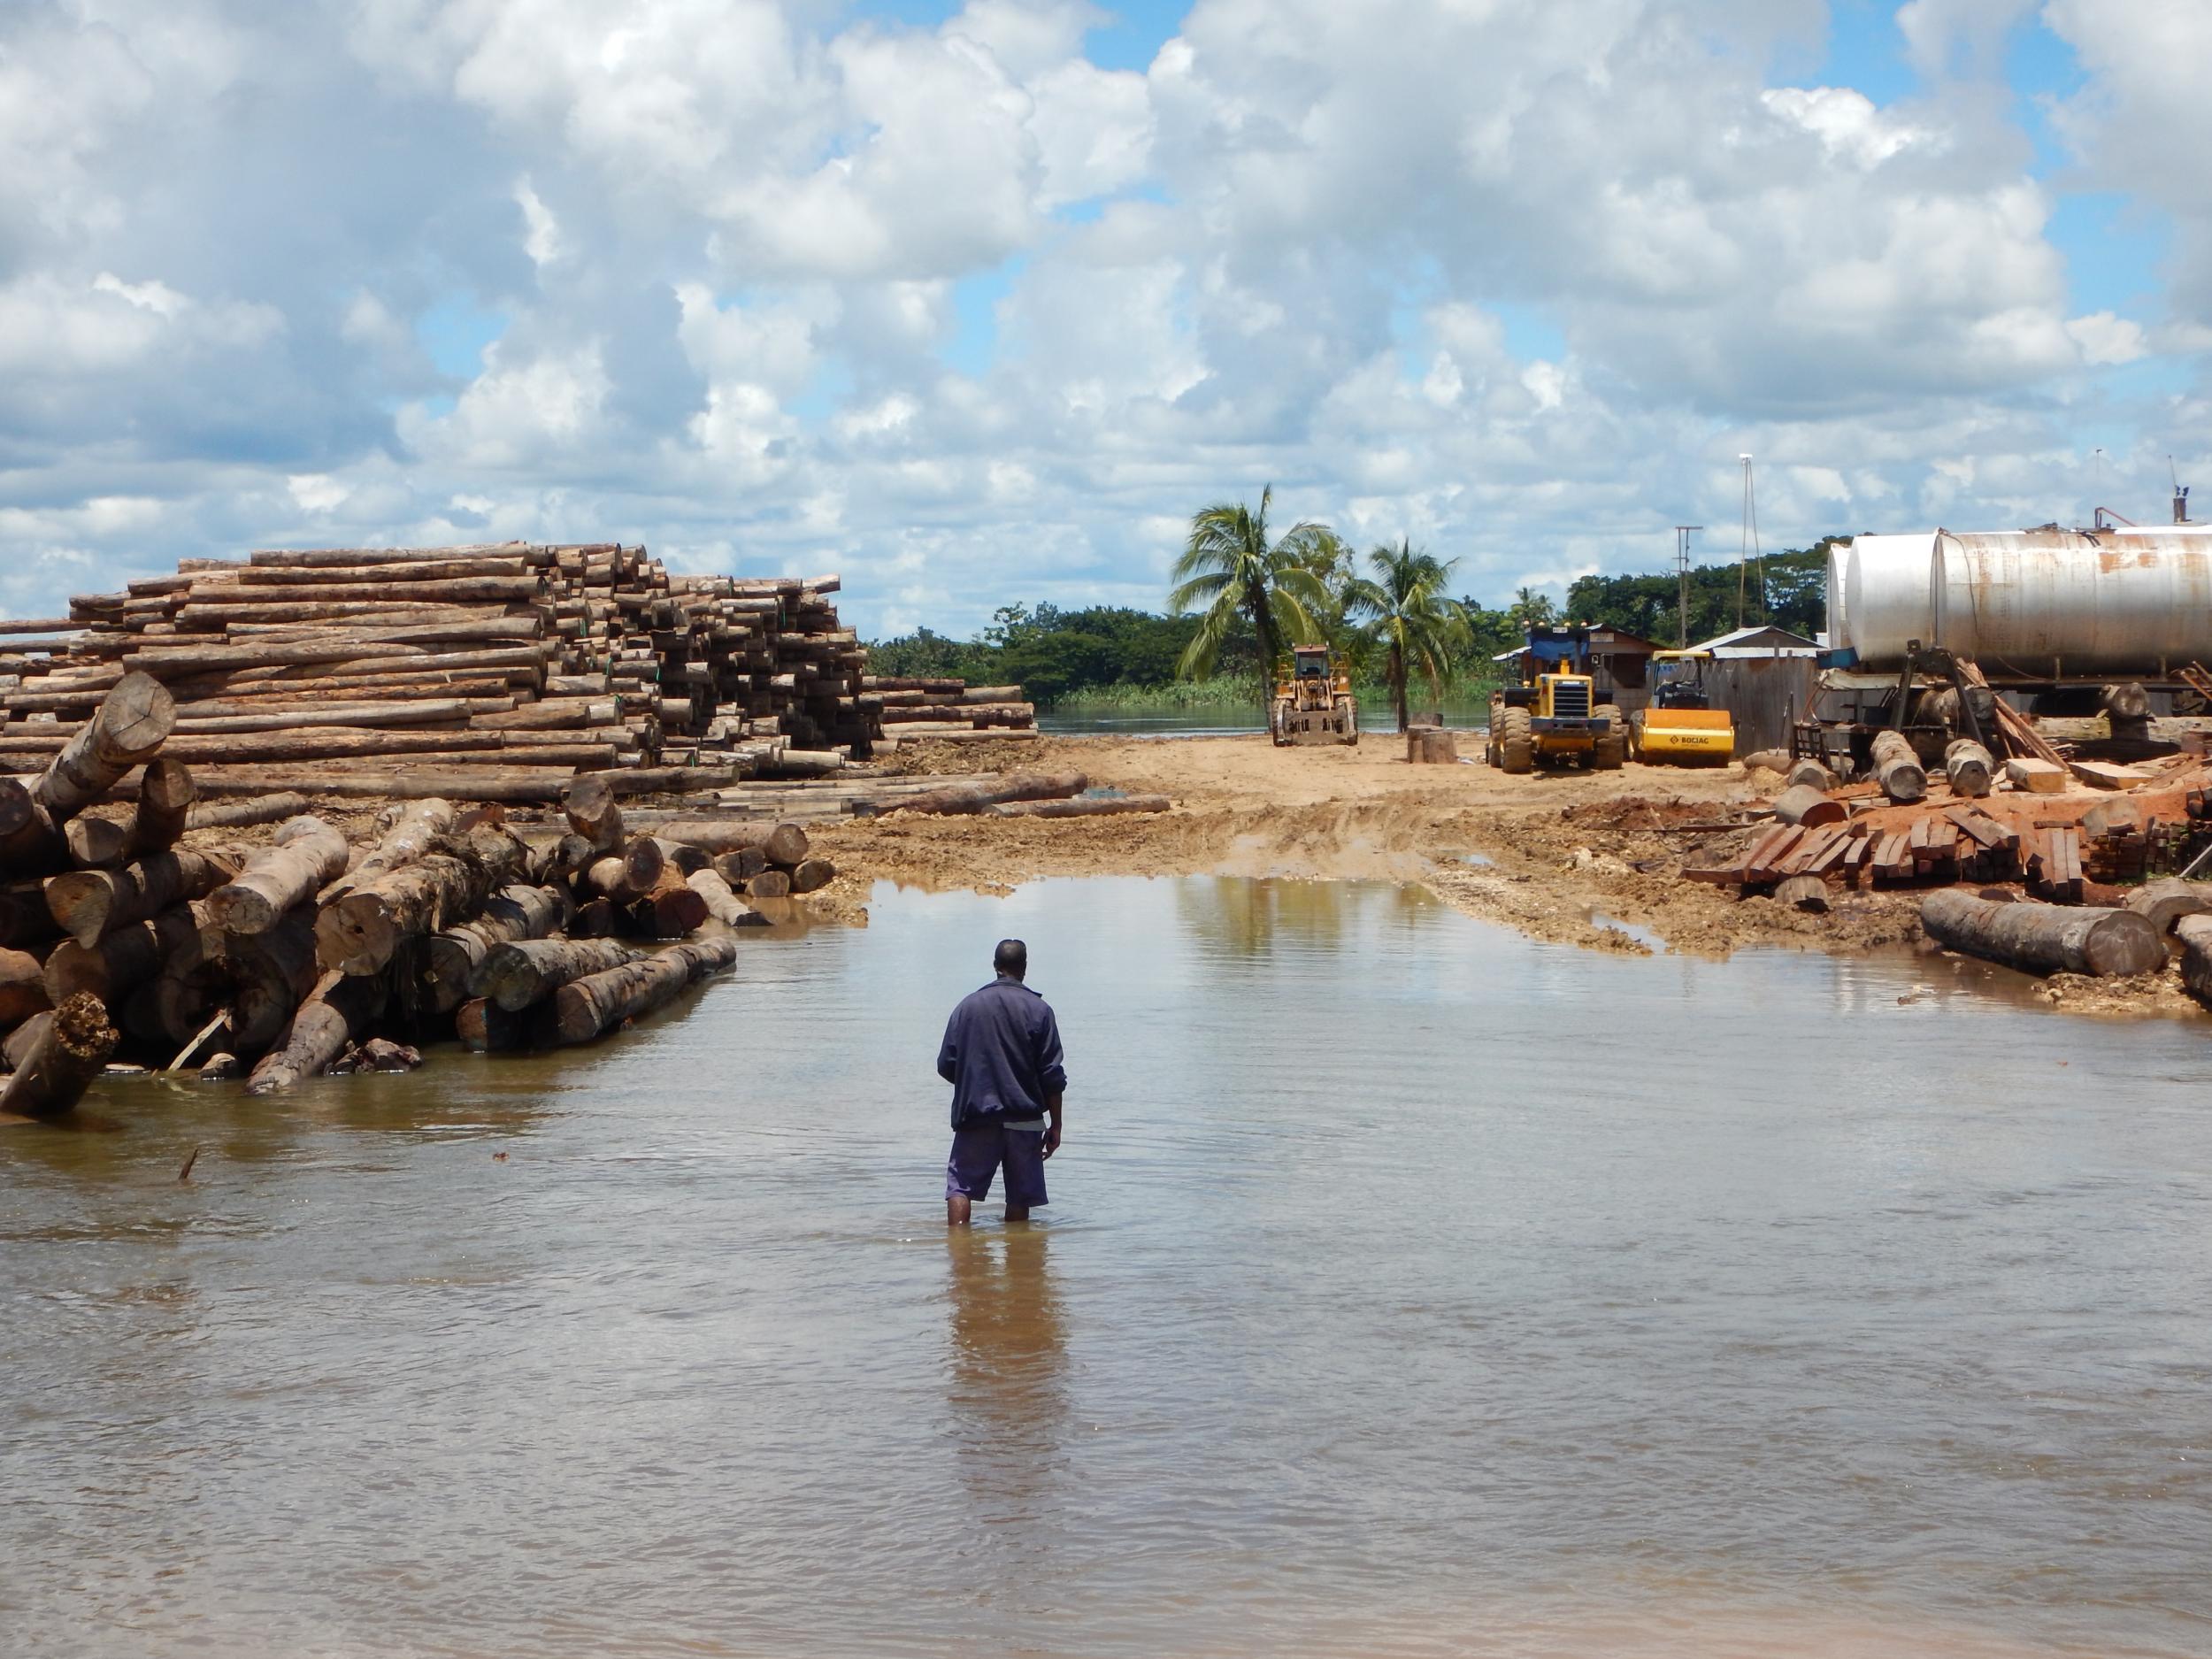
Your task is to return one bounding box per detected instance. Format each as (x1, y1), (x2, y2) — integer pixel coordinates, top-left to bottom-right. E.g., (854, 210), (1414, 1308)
(943, 1224), (1067, 1555)
(1172, 873), (1433, 957)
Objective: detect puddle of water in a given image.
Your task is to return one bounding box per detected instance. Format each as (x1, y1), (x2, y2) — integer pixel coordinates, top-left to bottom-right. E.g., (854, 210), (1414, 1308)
(4, 876), (2210, 1659)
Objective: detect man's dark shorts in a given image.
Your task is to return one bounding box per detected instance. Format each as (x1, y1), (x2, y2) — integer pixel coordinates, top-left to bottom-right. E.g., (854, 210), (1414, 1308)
(946, 1119), (1048, 1207)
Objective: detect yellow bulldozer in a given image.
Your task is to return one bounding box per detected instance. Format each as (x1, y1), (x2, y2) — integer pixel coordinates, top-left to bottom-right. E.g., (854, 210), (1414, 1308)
(1486, 626), (1623, 772)
(1270, 645), (1360, 746)
(1628, 649), (1735, 765)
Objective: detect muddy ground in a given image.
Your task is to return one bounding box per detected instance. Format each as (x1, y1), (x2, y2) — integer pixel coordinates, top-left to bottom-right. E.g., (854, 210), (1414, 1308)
(811, 735), (1928, 956)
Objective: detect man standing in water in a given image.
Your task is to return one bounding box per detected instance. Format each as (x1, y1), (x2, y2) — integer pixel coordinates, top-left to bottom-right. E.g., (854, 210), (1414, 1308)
(939, 939), (1066, 1226)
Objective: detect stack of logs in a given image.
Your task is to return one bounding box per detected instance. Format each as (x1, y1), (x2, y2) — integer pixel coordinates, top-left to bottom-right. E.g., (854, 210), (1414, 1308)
(0, 677), (832, 1121)
(864, 678), (1040, 742)
(0, 544), (1034, 800)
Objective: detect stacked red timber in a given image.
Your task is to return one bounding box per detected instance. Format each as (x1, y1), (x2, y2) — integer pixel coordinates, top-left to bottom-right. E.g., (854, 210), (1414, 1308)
(0, 683), (834, 1119)
(0, 546), (1035, 797)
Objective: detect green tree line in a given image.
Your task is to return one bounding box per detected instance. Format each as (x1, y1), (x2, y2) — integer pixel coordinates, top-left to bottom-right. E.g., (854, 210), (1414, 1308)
(869, 521), (1835, 710)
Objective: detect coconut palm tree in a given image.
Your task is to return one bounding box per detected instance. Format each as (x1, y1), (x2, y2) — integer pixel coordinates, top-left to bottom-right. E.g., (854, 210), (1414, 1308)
(1168, 486), (1342, 708)
(1343, 540), (1473, 733)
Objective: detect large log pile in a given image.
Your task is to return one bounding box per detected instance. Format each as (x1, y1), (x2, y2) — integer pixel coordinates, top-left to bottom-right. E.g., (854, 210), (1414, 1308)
(0, 681), (844, 1113)
(0, 544), (1035, 800)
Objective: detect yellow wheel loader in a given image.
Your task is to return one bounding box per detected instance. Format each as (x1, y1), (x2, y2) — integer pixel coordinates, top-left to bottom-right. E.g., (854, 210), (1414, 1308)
(1486, 626), (1623, 773)
(1627, 650), (1735, 765)
(1270, 645), (1360, 746)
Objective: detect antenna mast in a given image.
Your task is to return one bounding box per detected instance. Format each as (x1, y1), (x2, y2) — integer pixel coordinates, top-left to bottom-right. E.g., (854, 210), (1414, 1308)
(1672, 526), (1702, 648)
(1736, 456), (1758, 629)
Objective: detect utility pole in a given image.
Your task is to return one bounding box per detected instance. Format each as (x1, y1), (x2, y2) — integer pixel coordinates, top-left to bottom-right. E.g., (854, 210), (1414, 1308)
(1672, 526), (1702, 647)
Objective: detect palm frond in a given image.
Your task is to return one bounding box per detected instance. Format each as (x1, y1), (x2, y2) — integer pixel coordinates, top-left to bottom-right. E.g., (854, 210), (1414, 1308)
(1166, 570), (1233, 614)
(1175, 586), (1245, 680)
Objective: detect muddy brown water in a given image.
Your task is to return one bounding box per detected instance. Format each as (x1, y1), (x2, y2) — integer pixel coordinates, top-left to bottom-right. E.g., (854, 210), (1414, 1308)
(4, 876), (2209, 1658)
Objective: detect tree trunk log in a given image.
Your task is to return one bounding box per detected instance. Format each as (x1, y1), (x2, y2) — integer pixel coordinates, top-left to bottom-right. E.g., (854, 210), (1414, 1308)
(2125, 879), (2211, 933)
(1772, 785), (1846, 828)
(629, 870), (709, 938)
(0, 993), (118, 1119)
(744, 870), (791, 900)
(0, 783), (66, 879)
(582, 838), (665, 902)
(2177, 915), (2212, 1007)
(0, 887), (60, 949)
(473, 937), (647, 1011)
(245, 971), (388, 1094)
(169, 701), (476, 733)
(62, 815), (134, 870)
(173, 574), (541, 608)
(1869, 729), (1929, 803)
(649, 838), (710, 876)
(876, 772), (1087, 818)
(1773, 875), (1831, 912)
(205, 816), (350, 933)
(569, 897), (621, 938)
(1943, 739), (1994, 799)
(713, 848), (767, 885)
(0, 947), (50, 1028)
(1785, 759), (1838, 791)
(1921, 890), (2164, 977)
(476, 698), (619, 730)
(562, 773), (624, 852)
(45, 849), (239, 946)
(31, 672), (175, 821)
(645, 818), (808, 866)
(41, 905), (199, 1006)
(994, 794), (1171, 819)
(326, 799), (456, 901)
(549, 937), (738, 1044)
(185, 792), (309, 831)
(220, 906), (322, 1051)
(454, 995), (545, 1053)
(685, 868), (760, 928)
(786, 857), (836, 894)
(421, 883), (572, 1012)
(130, 757), (197, 854)
(315, 826), (528, 975)
(1876, 754), (1927, 804)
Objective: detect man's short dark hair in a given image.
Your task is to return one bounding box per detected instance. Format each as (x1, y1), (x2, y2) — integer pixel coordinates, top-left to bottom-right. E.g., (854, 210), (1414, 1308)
(994, 939), (1028, 978)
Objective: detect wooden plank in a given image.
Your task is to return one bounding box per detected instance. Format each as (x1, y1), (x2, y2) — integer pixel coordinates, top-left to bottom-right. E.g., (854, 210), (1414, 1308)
(1745, 826), (1806, 881)
(2070, 760), (2150, 791)
(1808, 833), (1852, 875)
(1782, 826), (1840, 876)
(1944, 807), (2007, 851)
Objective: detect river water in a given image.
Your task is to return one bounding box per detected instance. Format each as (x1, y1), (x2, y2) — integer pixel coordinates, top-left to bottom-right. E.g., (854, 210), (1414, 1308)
(4, 877), (2209, 1659)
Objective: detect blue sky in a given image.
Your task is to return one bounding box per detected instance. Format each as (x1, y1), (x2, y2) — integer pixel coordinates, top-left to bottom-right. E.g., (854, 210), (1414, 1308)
(3, 0), (2208, 636)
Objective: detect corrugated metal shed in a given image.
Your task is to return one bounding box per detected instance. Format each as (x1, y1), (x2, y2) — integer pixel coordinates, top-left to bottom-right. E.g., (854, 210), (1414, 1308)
(1689, 624), (1822, 657)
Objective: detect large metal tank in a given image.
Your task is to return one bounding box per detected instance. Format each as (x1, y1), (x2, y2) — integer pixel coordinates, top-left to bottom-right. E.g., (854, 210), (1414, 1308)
(1839, 533), (1938, 665)
(1835, 527), (2212, 678)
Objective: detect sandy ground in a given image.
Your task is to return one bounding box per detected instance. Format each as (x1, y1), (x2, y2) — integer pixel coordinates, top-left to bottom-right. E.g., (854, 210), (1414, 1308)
(810, 733), (1932, 958)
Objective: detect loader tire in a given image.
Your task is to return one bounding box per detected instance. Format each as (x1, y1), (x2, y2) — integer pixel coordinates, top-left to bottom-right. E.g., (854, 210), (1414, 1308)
(1499, 707), (1533, 775)
(1594, 732), (1625, 771)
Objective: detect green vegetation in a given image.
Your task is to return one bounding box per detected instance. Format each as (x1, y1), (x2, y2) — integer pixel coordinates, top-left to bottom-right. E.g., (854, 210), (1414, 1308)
(1168, 486), (1340, 706)
(865, 523), (1837, 710)
(1564, 539), (1833, 645)
(1343, 541), (1474, 733)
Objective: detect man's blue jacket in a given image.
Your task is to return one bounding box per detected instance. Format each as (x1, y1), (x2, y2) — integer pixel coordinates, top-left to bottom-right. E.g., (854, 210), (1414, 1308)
(937, 975), (1066, 1128)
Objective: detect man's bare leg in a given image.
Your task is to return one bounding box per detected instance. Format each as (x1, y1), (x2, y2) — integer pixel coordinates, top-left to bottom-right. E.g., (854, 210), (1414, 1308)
(947, 1194), (972, 1227)
(1005, 1204), (1030, 1224)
